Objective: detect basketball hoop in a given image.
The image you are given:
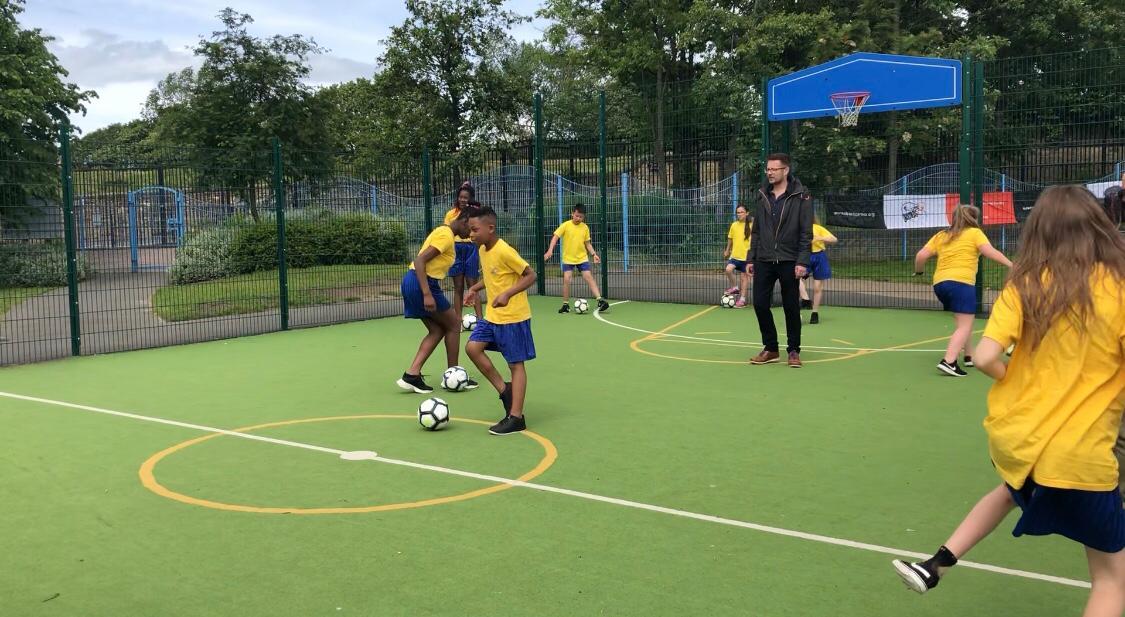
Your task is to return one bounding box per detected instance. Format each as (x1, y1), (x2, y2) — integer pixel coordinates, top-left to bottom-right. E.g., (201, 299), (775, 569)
(829, 91), (870, 127)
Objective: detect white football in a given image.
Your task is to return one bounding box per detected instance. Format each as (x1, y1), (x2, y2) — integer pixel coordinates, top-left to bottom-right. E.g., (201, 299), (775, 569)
(462, 313), (478, 331)
(720, 294), (737, 308)
(418, 397), (450, 431)
(441, 366), (469, 392)
(573, 298), (589, 314)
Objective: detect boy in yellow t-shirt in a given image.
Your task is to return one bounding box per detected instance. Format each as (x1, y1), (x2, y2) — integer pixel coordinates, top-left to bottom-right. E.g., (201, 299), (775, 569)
(464, 206), (538, 435)
(544, 204), (608, 314)
(913, 205), (1011, 376)
(722, 205), (752, 308)
(893, 187), (1125, 613)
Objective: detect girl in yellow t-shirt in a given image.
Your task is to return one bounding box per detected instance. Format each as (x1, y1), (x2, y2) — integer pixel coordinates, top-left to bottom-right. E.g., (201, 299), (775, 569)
(722, 205), (752, 308)
(913, 205), (1012, 376)
(893, 187), (1125, 614)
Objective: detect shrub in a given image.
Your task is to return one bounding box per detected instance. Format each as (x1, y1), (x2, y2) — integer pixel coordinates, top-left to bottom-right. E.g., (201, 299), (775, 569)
(0, 241), (92, 287)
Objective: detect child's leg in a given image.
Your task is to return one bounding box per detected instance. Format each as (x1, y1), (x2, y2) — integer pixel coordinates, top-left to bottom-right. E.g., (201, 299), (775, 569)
(465, 276), (483, 317)
(561, 270), (572, 303)
(509, 361), (527, 418)
(943, 483), (1016, 566)
(812, 279), (825, 312)
(725, 263), (738, 288)
(581, 269), (602, 299)
(739, 270), (750, 299)
(944, 313), (975, 364)
(1083, 547), (1125, 617)
(407, 317), (446, 375)
(434, 307), (461, 368)
(466, 341), (505, 393)
(451, 274), (465, 317)
(799, 278), (810, 301)
(962, 331), (976, 359)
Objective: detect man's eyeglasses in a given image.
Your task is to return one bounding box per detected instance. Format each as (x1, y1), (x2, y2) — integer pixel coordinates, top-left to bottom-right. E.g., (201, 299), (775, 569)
(766, 167), (787, 172)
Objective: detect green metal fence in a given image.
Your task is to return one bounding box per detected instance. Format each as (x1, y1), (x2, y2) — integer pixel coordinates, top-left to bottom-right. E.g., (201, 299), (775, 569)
(1, 47), (1122, 365)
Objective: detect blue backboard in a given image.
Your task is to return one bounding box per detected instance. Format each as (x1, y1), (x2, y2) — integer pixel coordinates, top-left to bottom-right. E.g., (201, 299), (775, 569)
(767, 52), (962, 121)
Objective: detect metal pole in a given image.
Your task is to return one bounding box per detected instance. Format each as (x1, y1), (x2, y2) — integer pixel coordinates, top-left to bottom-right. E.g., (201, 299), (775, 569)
(760, 77), (771, 183)
(958, 56), (973, 205)
(534, 93), (546, 295)
(599, 90), (609, 297)
(272, 137), (289, 331)
(59, 124), (81, 356)
(622, 172), (630, 273)
(422, 147), (434, 234)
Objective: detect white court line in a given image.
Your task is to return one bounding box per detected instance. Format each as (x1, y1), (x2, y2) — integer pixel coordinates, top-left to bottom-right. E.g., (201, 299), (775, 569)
(594, 301), (949, 353)
(0, 390), (1090, 590)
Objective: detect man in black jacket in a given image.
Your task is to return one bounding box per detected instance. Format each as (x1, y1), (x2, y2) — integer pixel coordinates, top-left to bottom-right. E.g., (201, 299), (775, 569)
(748, 153), (814, 368)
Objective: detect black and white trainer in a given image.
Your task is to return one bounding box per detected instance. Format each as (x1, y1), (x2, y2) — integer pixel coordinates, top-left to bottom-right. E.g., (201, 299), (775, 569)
(892, 559), (940, 594)
(396, 373), (433, 394)
(937, 360), (967, 377)
(488, 414), (526, 436)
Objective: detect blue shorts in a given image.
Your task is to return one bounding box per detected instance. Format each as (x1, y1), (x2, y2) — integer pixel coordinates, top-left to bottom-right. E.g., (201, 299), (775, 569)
(562, 262), (591, 273)
(1007, 479), (1125, 553)
(468, 318), (536, 364)
(449, 242), (479, 279)
(934, 281), (976, 314)
(808, 252), (832, 280)
(401, 269), (451, 319)
(726, 258), (747, 273)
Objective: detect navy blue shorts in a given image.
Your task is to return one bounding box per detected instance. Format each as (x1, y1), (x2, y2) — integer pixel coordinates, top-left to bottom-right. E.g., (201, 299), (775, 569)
(1007, 479), (1125, 553)
(726, 258), (747, 273)
(401, 269), (451, 319)
(468, 318), (536, 364)
(562, 262), (591, 273)
(449, 242), (479, 279)
(808, 252), (832, 280)
(934, 281), (976, 314)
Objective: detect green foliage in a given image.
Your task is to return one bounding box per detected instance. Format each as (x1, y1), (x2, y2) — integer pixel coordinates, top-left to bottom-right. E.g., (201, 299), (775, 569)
(0, 241), (92, 287)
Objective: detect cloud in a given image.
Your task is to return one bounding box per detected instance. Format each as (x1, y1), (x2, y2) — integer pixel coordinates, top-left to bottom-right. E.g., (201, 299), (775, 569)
(50, 29), (197, 88)
(307, 54), (374, 85)
(69, 81), (155, 134)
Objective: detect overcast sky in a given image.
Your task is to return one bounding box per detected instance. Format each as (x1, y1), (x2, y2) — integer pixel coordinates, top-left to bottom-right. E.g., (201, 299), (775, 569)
(20, 0), (549, 134)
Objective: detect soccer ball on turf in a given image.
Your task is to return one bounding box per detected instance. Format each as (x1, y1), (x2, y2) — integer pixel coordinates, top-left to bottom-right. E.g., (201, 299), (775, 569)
(573, 298), (589, 314)
(441, 366), (470, 392)
(418, 397), (450, 431)
(720, 294), (737, 308)
(462, 313), (478, 331)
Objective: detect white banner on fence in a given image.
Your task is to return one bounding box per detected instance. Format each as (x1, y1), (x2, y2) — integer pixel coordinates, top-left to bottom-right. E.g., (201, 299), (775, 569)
(1087, 181), (1120, 199)
(883, 194), (949, 230)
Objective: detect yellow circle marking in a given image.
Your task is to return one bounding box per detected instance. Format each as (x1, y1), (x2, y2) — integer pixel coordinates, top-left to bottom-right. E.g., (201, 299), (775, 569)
(139, 414), (557, 515)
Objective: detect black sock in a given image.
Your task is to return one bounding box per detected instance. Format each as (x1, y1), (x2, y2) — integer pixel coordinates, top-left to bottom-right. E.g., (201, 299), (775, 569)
(923, 545), (958, 570)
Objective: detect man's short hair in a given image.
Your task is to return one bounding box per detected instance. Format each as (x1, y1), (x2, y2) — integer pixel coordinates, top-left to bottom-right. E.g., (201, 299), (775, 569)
(573, 204), (586, 214)
(470, 205), (498, 224)
(766, 153), (791, 167)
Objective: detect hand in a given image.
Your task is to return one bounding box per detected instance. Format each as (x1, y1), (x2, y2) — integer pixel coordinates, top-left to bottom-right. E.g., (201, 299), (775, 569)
(491, 292), (511, 308)
(722, 249), (730, 259)
(795, 265), (807, 278)
(423, 294), (436, 312)
(463, 290), (478, 307)
(543, 250), (553, 261)
(747, 263), (754, 276)
(592, 253), (601, 264)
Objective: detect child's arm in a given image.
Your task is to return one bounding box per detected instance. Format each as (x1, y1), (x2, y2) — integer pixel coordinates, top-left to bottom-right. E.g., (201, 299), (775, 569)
(817, 230), (838, 245)
(975, 336), (1007, 380)
(492, 267), (537, 308)
(412, 247), (441, 310)
(544, 235), (560, 261)
(913, 247), (935, 276)
(980, 243), (1013, 268)
(584, 240), (601, 264)
(464, 279), (486, 307)
(723, 239), (732, 258)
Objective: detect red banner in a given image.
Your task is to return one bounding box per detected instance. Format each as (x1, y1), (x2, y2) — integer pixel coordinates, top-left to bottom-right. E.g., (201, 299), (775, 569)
(945, 192), (1016, 225)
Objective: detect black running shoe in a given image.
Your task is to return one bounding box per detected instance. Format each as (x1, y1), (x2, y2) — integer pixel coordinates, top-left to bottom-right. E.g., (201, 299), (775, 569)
(558, 303), (570, 314)
(937, 360), (967, 377)
(963, 356), (974, 367)
(892, 559), (940, 594)
(810, 312), (819, 325)
(395, 372), (433, 394)
(597, 298), (610, 313)
(801, 299), (812, 310)
(464, 378), (479, 390)
(489, 414), (526, 435)
(499, 381), (512, 416)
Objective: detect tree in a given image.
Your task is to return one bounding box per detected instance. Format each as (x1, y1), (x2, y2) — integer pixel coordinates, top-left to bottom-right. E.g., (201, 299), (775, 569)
(0, 0), (94, 226)
(147, 9), (334, 220)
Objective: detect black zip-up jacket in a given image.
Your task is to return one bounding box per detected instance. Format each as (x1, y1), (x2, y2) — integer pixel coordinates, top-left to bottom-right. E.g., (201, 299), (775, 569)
(749, 175), (814, 266)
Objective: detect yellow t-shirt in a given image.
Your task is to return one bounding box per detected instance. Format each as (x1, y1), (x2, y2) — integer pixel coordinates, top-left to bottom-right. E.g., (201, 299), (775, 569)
(553, 221), (592, 265)
(727, 221), (751, 261)
(443, 207), (472, 242)
(924, 227), (989, 285)
(409, 225), (455, 280)
(811, 224), (834, 253)
(982, 271), (1125, 491)
(479, 239), (532, 324)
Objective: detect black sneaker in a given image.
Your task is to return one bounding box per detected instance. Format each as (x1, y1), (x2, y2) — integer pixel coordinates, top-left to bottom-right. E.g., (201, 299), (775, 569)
(489, 414), (526, 435)
(810, 312), (819, 325)
(892, 559), (940, 594)
(801, 299), (812, 310)
(597, 298), (610, 313)
(963, 356), (973, 367)
(558, 303), (570, 314)
(937, 360), (967, 377)
(499, 382), (513, 416)
(396, 373), (433, 394)
(464, 379), (479, 390)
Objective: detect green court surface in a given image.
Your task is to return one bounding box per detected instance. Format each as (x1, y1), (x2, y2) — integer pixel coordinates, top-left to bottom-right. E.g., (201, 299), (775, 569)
(0, 297), (1090, 616)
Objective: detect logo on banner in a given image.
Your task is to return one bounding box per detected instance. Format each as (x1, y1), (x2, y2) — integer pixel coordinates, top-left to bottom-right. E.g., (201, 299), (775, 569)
(902, 201), (926, 222)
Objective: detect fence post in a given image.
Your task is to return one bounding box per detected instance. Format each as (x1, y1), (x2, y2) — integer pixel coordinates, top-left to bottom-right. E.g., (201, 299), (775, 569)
(556, 174), (564, 225)
(958, 56), (973, 205)
(59, 124), (81, 357)
(760, 77), (771, 182)
(732, 171), (739, 216)
(272, 137), (289, 331)
(370, 184), (378, 215)
(599, 90), (610, 298)
(900, 176), (908, 261)
(534, 93), (546, 295)
(972, 60), (986, 314)
(621, 172), (630, 273)
(422, 147), (434, 234)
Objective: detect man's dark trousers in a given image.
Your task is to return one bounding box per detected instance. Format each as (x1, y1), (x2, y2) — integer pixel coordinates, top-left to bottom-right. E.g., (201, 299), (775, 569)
(752, 260), (801, 353)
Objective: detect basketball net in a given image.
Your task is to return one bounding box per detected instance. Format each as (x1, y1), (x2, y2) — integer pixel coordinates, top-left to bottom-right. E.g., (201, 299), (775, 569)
(829, 92), (870, 127)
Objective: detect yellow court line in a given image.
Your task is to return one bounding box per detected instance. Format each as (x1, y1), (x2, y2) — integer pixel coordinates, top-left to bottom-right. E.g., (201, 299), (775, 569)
(644, 337), (852, 355)
(831, 338), (855, 346)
